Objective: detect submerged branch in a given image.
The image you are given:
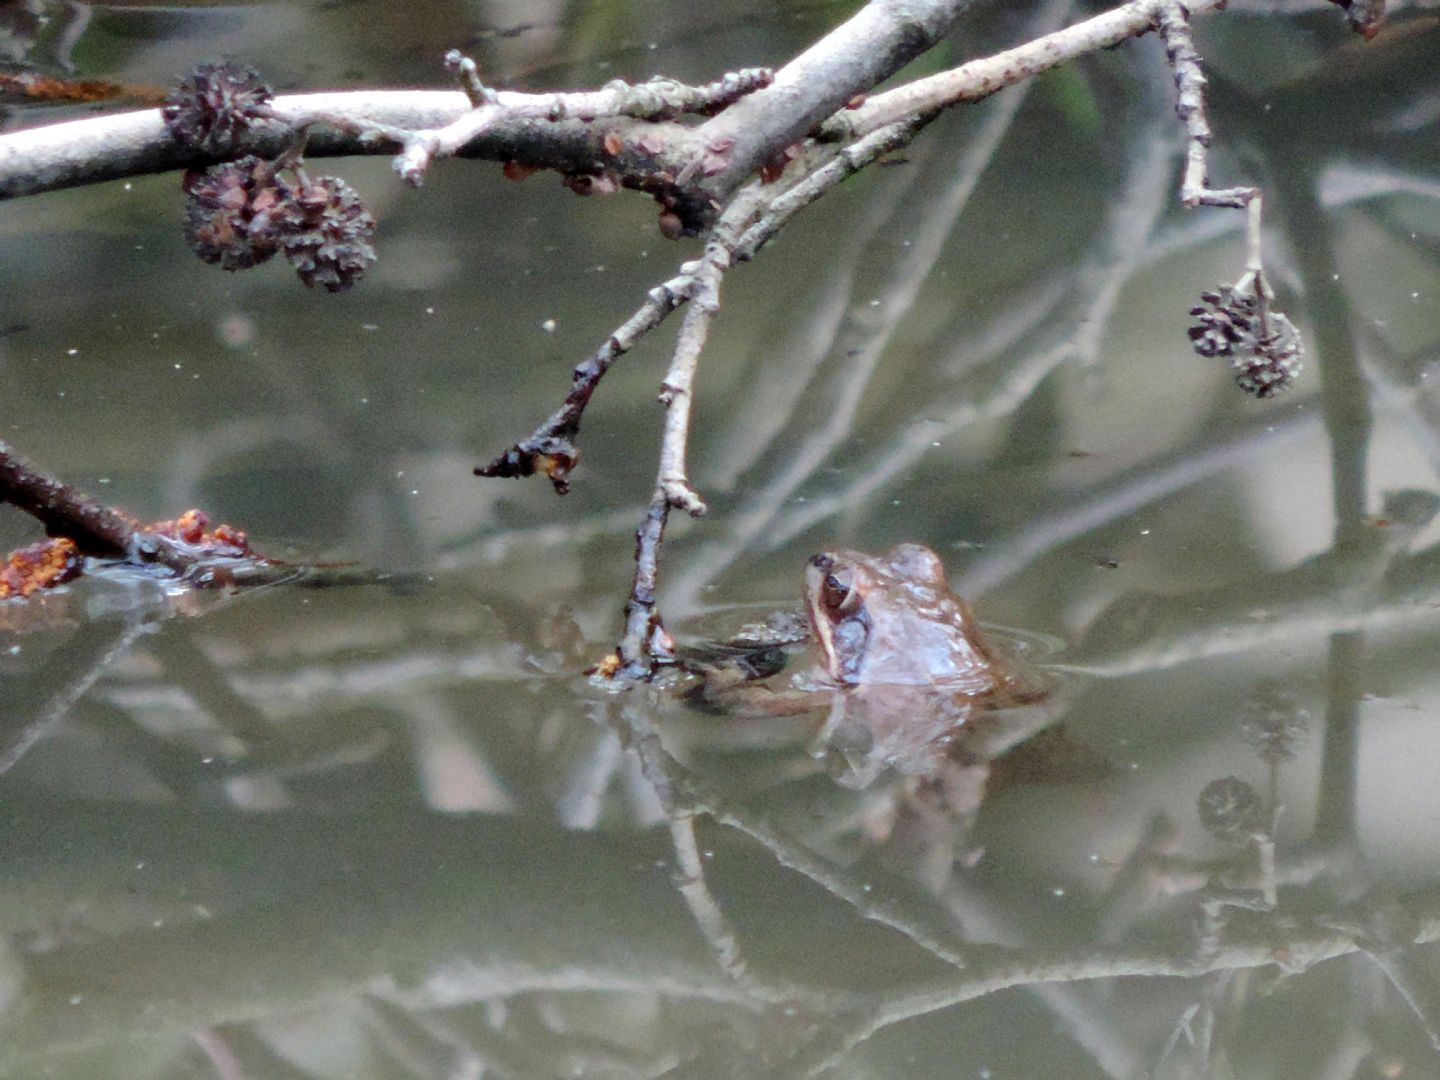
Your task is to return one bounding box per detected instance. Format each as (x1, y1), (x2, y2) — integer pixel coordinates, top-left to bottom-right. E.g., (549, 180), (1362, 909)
(791, 884), (1440, 1077)
(0, 439), (337, 591)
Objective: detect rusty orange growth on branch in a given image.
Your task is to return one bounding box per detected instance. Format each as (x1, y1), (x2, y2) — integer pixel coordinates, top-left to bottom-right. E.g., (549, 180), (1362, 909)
(0, 538), (81, 599)
(148, 509), (250, 557)
(0, 510), (251, 602)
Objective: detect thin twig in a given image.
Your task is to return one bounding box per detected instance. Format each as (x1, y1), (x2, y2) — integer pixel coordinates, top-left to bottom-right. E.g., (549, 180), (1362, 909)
(824, 0), (1225, 143)
(475, 119), (925, 503)
(1154, 0), (1258, 209)
(704, 135), (930, 490)
(615, 193), (758, 676)
(475, 273), (701, 493)
(656, 252), (727, 517)
(443, 49), (498, 109)
(731, 118), (929, 258)
(667, 53), (1046, 614)
(390, 66), (773, 186)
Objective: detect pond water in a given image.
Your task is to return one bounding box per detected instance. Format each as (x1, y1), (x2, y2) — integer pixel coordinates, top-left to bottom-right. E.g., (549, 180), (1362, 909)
(3, 1), (1440, 1077)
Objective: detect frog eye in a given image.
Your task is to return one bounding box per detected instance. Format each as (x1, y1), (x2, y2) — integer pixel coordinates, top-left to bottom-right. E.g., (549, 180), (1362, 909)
(821, 571), (858, 615)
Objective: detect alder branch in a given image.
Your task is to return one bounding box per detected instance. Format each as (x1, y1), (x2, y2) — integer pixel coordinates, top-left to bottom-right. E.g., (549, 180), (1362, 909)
(822, 0), (1226, 142)
(475, 119), (927, 504)
(0, 437), (141, 559)
(675, 0), (976, 230)
(0, 0), (1280, 217)
(614, 193), (757, 678)
(388, 58), (774, 186)
(0, 89), (694, 200)
(2, 0), (1316, 679)
(0, 0), (968, 207)
(1154, 0), (1258, 209)
(666, 59), (1046, 616)
(475, 273), (701, 493)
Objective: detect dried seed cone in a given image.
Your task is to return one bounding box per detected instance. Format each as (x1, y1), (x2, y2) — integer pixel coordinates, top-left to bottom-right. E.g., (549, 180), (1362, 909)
(1189, 282), (1303, 399)
(1188, 286), (1259, 359)
(183, 156), (288, 270)
(162, 61), (273, 155)
(277, 177), (376, 292)
(1235, 311), (1303, 399)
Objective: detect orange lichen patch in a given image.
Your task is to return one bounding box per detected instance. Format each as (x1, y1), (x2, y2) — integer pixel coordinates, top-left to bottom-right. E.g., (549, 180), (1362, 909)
(587, 651), (622, 679)
(0, 538), (81, 599)
(0, 71), (163, 105)
(148, 509), (250, 557)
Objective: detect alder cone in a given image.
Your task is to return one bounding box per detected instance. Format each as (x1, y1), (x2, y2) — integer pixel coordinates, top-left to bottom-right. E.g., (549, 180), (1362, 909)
(1188, 283), (1302, 399)
(162, 62), (273, 156)
(183, 156), (288, 271)
(276, 177), (377, 292)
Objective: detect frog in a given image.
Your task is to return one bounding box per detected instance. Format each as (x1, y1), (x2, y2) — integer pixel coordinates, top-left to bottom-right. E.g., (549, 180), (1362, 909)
(688, 543), (1053, 789)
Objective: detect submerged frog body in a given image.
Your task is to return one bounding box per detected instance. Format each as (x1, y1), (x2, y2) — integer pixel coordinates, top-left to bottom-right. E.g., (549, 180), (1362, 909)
(695, 543), (1048, 788)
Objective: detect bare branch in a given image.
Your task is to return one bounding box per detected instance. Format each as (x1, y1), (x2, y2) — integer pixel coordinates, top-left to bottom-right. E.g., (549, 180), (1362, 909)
(1154, 0), (1258, 209)
(0, 90), (693, 200)
(825, 0), (1224, 142)
(390, 65), (773, 186)
(0, 437), (141, 559)
(675, 0), (977, 231)
(732, 118), (927, 258)
(667, 54), (1046, 614)
(614, 193), (761, 677)
(475, 273), (701, 493)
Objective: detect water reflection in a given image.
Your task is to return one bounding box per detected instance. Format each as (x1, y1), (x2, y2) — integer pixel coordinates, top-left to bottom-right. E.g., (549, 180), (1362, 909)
(3, 0), (1440, 1076)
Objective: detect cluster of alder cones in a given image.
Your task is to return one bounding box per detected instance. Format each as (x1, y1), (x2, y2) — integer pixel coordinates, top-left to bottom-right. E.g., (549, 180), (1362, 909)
(1188, 279), (1303, 398)
(164, 62), (375, 292)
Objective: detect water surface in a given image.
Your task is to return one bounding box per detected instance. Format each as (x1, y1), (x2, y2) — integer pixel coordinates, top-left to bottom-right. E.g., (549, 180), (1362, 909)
(3, 1), (1440, 1077)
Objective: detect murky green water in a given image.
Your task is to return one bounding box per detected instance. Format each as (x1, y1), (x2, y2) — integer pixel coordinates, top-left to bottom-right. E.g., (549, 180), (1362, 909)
(3, 1), (1440, 1077)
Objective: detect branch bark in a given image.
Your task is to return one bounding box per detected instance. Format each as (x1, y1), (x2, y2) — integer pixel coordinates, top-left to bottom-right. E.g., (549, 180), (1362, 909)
(673, 0), (976, 230)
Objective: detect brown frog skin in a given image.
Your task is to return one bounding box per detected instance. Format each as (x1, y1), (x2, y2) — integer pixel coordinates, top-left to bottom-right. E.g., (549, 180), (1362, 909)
(800, 544), (1022, 694)
(799, 544), (1041, 787)
(693, 543), (1046, 789)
